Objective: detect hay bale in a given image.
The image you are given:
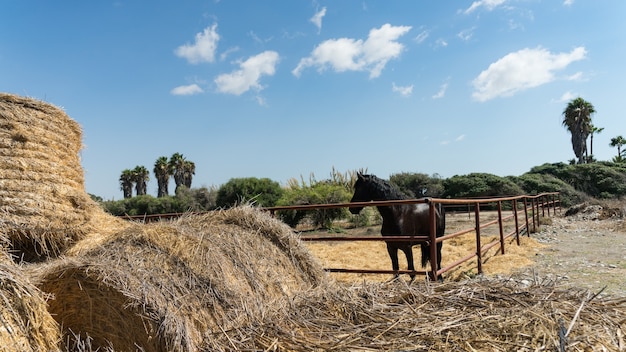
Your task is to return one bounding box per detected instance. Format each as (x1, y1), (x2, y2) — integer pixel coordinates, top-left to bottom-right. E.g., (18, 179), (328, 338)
(0, 93), (106, 261)
(0, 251), (60, 351)
(32, 206), (327, 351)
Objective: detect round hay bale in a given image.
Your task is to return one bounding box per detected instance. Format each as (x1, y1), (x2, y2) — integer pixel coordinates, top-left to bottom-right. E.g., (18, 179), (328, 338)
(0, 93), (105, 261)
(0, 251), (60, 351)
(32, 206), (327, 351)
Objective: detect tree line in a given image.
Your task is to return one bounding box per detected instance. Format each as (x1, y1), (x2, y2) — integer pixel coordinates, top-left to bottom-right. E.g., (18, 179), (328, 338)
(99, 97), (626, 226)
(119, 153), (195, 199)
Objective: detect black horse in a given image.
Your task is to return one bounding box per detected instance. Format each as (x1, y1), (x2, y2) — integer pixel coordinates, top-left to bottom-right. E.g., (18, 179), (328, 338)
(349, 173), (445, 280)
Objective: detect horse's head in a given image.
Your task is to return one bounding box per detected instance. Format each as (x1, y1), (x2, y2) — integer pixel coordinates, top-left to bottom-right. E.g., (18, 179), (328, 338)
(349, 172), (372, 214)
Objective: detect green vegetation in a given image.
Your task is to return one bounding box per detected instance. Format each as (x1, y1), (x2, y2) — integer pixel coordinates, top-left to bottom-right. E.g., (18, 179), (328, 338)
(215, 177), (283, 208)
(98, 97), (626, 226)
(275, 172), (353, 229)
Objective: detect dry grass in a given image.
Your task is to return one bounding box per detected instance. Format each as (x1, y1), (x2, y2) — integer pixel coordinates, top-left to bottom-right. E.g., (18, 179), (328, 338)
(28, 206), (327, 352)
(306, 211), (545, 283)
(239, 275), (626, 351)
(0, 251), (60, 351)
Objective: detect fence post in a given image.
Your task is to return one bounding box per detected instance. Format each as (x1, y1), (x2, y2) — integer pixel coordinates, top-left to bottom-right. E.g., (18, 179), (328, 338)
(531, 198), (537, 233)
(428, 201), (438, 281)
(513, 199), (520, 246)
(474, 202), (482, 274)
(497, 201), (505, 255)
(523, 198), (530, 237)
(535, 197), (541, 228)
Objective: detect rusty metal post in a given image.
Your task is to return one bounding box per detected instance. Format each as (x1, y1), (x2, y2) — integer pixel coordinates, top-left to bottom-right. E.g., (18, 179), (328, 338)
(428, 201), (438, 281)
(541, 195), (546, 217)
(523, 198), (530, 237)
(531, 198), (537, 233)
(497, 201), (505, 255)
(513, 199), (520, 245)
(535, 197), (541, 228)
(474, 202), (482, 274)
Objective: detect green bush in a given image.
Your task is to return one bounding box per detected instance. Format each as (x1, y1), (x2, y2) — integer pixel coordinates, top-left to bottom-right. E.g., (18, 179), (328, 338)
(215, 177), (283, 208)
(389, 172), (444, 198)
(528, 162), (626, 199)
(510, 173), (588, 207)
(442, 173), (524, 199)
(100, 187), (218, 216)
(276, 181), (351, 229)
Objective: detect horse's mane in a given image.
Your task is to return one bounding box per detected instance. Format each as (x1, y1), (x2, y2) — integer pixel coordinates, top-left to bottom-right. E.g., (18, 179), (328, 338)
(359, 174), (408, 200)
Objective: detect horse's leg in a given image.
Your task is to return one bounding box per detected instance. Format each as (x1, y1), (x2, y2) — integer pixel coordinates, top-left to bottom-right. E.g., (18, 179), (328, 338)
(386, 243), (400, 279)
(402, 245), (416, 281)
(436, 241), (443, 282)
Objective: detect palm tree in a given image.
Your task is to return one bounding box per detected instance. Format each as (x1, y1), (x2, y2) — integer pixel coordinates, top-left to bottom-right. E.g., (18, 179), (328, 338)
(588, 124), (604, 161)
(169, 153), (187, 194)
(562, 97), (595, 164)
(183, 160), (195, 188)
(119, 169), (134, 199)
(610, 136), (626, 158)
(132, 165), (150, 196)
(153, 156), (171, 197)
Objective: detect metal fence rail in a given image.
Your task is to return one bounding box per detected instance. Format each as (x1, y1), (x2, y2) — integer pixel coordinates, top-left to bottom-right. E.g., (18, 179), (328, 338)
(265, 192), (560, 280)
(121, 193), (560, 280)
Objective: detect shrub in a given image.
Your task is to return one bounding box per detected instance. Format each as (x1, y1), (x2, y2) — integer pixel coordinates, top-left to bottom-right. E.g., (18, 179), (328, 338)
(442, 173), (524, 199)
(215, 177), (283, 208)
(276, 181), (351, 229)
(389, 172), (444, 198)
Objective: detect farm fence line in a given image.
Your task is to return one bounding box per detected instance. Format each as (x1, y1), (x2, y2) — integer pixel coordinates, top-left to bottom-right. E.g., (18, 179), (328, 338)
(121, 192), (560, 281)
(263, 192), (560, 281)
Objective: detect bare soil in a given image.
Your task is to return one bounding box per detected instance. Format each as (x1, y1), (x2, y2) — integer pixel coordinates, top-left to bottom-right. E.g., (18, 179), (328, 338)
(530, 205), (626, 297)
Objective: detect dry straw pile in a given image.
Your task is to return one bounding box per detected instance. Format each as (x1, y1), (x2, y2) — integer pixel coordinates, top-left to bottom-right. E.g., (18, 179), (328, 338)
(30, 206), (327, 351)
(0, 93), (114, 261)
(241, 275), (626, 351)
(0, 250), (60, 351)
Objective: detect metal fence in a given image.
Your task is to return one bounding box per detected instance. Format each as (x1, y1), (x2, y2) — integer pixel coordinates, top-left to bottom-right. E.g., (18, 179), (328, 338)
(121, 193), (560, 281)
(264, 192), (560, 280)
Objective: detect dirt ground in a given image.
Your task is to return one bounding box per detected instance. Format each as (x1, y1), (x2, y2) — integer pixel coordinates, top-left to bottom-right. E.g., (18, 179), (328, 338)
(304, 203), (626, 297)
(530, 204), (626, 297)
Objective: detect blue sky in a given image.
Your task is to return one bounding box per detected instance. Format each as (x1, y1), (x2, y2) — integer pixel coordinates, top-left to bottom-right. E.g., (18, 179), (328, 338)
(2, 1), (625, 200)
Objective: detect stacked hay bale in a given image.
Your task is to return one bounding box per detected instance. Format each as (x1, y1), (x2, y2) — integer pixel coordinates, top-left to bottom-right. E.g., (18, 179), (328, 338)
(0, 250), (60, 351)
(31, 206), (327, 351)
(0, 93), (114, 261)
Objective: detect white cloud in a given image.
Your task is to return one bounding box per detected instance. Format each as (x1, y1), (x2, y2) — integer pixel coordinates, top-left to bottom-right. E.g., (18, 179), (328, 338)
(441, 134), (465, 145)
(219, 46), (240, 61)
(457, 27), (475, 41)
(214, 51), (280, 95)
(392, 83), (413, 97)
(566, 71), (584, 81)
(170, 84), (204, 96)
(464, 0), (507, 14)
(414, 30), (429, 44)
(175, 24), (220, 64)
(432, 82), (448, 99)
(292, 23), (411, 79)
(310, 7), (327, 32)
(557, 91), (577, 103)
(563, 0), (574, 6)
(471, 46), (587, 102)
(435, 38), (448, 48)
